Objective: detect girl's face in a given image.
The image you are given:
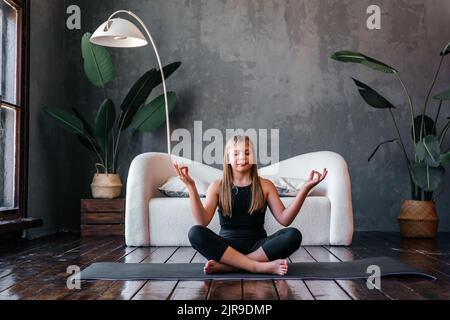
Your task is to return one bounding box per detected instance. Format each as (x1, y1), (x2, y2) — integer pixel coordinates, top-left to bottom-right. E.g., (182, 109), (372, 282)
(227, 141), (255, 173)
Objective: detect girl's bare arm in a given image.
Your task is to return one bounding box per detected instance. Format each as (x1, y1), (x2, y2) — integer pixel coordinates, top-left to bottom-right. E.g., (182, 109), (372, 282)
(186, 180), (220, 226)
(173, 162), (219, 226)
(265, 169), (328, 226)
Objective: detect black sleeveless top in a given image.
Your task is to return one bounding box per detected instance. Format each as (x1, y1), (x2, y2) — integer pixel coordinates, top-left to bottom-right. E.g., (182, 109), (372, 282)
(218, 184), (267, 240)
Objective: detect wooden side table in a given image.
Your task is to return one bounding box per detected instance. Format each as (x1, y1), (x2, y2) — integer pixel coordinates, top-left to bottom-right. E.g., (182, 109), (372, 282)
(80, 199), (125, 237)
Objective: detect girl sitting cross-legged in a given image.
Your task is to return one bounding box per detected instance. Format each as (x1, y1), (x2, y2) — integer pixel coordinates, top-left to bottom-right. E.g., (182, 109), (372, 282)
(173, 135), (327, 275)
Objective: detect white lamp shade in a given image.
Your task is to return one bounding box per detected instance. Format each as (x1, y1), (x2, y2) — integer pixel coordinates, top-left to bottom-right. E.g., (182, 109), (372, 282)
(90, 18), (148, 48)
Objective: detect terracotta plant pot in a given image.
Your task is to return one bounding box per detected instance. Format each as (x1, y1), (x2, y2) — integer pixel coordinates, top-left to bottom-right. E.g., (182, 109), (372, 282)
(398, 200), (439, 238)
(91, 173), (123, 199)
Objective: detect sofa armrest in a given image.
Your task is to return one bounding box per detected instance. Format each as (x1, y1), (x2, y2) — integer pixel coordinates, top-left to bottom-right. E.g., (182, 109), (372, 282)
(259, 151), (354, 246)
(125, 152), (176, 246)
(125, 152), (223, 247)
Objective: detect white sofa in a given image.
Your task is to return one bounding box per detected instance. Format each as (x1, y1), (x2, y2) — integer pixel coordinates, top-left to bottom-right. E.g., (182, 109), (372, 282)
(125, 151), (354, 247)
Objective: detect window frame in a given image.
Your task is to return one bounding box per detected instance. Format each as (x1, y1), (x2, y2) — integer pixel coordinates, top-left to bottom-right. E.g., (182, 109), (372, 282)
(0, 0), (29, 222)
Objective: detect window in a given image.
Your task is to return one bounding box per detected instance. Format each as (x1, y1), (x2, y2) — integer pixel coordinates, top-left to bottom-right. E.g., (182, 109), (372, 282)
(0, 0), (27, 219)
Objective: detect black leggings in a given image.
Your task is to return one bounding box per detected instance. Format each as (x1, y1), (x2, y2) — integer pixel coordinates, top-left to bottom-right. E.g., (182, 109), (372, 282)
(188, 225), (302, 262)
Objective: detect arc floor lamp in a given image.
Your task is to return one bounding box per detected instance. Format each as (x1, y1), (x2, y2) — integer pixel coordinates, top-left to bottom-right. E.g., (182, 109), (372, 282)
(90, 10), (172, 155)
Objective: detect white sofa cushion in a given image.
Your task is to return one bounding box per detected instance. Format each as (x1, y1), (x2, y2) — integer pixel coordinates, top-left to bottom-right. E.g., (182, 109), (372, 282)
(158, 176), (209, 198)
(148, 196), (331, 246)
(262, 175), (318, 197)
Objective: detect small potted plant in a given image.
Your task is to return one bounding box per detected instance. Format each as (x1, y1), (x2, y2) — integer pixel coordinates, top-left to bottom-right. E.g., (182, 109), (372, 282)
(44, 33), (181, 199)
(331, 44), (450, 238)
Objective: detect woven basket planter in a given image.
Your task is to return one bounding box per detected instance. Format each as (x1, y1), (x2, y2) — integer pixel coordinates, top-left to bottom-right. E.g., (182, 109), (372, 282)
(398, 200), (439, 238)
(91, 173), (123, 199)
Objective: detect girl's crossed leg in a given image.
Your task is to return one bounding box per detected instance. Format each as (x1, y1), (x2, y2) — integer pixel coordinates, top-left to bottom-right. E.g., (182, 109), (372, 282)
(188, 225), (302, 275)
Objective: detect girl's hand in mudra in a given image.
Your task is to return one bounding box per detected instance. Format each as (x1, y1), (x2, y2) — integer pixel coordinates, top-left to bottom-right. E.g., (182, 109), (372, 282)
(304, 168), (328, 190)
(173, 161), (195, 188)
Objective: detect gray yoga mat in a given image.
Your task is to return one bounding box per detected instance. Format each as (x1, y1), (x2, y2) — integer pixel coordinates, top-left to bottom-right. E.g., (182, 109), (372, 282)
(79, 257), (436, 281)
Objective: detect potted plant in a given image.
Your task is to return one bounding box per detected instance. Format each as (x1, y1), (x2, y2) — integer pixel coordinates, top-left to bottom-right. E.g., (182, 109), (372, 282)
(331, 44), (450, 238)
(44, 33), (181, 199)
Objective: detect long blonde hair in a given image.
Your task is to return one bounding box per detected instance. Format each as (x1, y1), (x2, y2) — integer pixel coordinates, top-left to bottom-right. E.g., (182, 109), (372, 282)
(219, 135), (265, 217)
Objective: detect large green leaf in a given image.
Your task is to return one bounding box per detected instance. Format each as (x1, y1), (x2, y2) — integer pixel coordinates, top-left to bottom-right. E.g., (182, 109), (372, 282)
(130, 92), (176, 133)
(118, 69), (160, 130)
(331, 51), (397, 73)
(412, 115), (436, 143)
(73, 108), (94, 138)
(415, 141), (427, 162)
(441, 151), (450, 165)
(159, 62), (182, 85)
(81, 33), (114, 87)
(95, 99), (116, 157)
(422, 135), (441, 167)
(119, 62), (182, 130)
(76, 135), (99, 154)
(43, 107), (85, 135)
(331, 51), (366, 63)
(440, 117), (450, 145)
(119, 69), (159, 112)
(120, 62), (181, 113)
(72, 108), (99, 153)
(352, 78), (396, 109)
(411, 163), (445, 192)
(95, 99), (116, 139)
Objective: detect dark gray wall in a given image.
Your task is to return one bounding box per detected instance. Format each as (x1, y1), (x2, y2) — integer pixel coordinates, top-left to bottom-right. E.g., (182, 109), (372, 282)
(28, 0), (68, 238)
(28, 0), (450, 236)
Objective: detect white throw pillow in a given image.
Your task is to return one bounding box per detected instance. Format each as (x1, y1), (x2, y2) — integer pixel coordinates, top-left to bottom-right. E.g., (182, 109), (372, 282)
(158, 176), (209, 198)
(262, 175), (316, 197)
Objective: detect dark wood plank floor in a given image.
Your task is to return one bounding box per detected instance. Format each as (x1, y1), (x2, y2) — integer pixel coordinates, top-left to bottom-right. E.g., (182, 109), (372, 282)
(0, 232), (449, 300)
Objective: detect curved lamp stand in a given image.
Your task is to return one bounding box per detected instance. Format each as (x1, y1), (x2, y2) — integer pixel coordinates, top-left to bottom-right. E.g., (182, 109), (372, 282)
(90, 10), (172, 155)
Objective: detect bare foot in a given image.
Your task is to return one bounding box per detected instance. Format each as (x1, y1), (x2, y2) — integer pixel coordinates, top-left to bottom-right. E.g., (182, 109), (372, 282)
(203, 260), (237, 274)
(255, 259), (289, 275)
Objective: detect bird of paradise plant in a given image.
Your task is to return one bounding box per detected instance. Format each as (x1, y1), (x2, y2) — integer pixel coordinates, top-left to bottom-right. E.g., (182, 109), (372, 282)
(332, 43), (450, 202)
(43, 33), (181, 175)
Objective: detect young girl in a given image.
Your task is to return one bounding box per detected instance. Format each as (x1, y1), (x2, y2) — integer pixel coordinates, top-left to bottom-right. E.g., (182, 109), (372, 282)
(173, 135), (327, 275)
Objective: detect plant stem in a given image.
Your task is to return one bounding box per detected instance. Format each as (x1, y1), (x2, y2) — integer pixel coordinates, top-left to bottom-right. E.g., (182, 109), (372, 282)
(424, 191), (433, 201)
(421, 54), (445, 140)
(113, 109), (130, 172)
(102, 89), (109, 174)
(389, 109), (415, 194)
(410, 178), (421, 200)
(433, 100), (443, 134)
(395, 72), (416, 143)
(85, 134), (106, 171)
(114, 127), (123, 171)
(112, 127), (116, 173)
(394, 72), (418, 165)
(389, 108), (411, 169)
(439, 119), (450, 146)
(105, 136), (109, 175)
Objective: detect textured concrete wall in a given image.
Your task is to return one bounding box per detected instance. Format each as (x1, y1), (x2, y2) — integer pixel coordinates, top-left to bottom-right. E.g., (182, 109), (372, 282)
(31, 0), (450, 235)
(28, 0), (67, 237)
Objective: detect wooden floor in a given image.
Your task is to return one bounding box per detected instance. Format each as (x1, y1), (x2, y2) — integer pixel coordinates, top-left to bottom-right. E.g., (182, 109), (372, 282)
(0, 232), (449, 300)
